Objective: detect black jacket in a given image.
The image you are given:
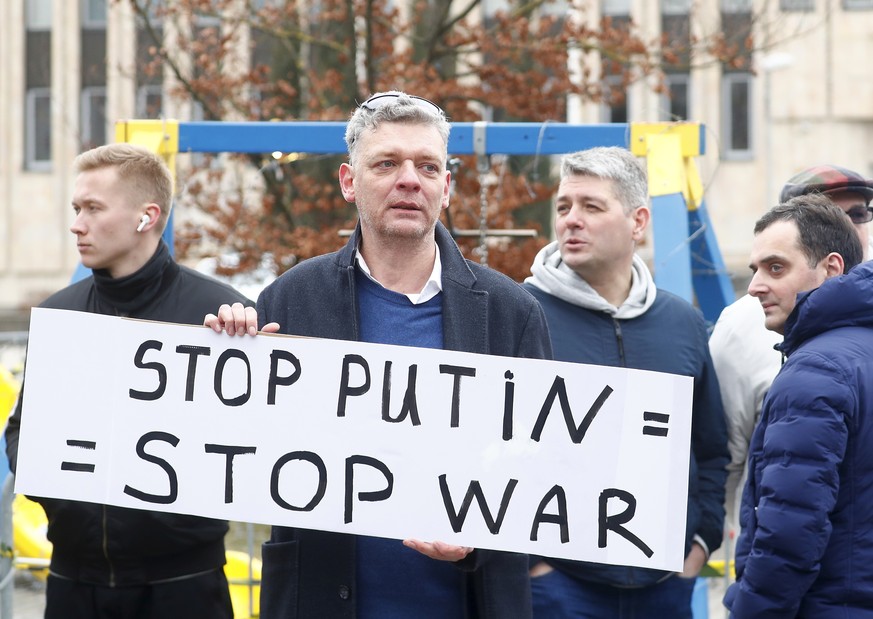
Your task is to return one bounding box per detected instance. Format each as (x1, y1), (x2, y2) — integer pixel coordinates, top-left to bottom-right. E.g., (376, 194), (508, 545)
(5, 242), (252, 585)
(256, 222), (552, 619)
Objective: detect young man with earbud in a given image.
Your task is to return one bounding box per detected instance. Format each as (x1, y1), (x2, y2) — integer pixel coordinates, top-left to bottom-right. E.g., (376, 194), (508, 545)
(5, 143), (252, 619)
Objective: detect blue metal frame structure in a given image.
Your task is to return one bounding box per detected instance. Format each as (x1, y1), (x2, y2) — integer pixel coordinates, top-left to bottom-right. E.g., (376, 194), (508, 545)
(115, 119), (735, 323)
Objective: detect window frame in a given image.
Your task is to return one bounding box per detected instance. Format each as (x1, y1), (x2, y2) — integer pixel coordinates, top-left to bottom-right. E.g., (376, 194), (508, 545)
(25, 0), (52, 31)
(81, 0), (107, 27)
(662, 0), (691, 15)
(136, 84), (164, 119)
(25, 87), (53, 171)
(661, 73), (690, 121)
(599, 75), (629, 124)
(721, 0), (753, 12)
(601, 0), (631, 16)
(780, 0), (814, 10)
(843, 0), (873, 10)
(81, 86), (108, 149)
(721, 72), (754, 160)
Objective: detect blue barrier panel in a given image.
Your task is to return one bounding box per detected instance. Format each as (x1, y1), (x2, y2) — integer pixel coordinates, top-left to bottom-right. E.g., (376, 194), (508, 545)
(651, 192), (694, 302)
(177, 121), (634, 155)
(0, 436), (8, 482)
(692, 577), (709, 618)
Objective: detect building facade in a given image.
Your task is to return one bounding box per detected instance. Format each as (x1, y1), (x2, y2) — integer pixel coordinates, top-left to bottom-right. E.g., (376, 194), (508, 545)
(1, 0), (872, 328)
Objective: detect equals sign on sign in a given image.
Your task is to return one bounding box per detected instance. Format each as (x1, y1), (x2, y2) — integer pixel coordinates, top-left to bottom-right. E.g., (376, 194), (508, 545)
(642, 412), (669, 437)
(61, 439), (97, 473)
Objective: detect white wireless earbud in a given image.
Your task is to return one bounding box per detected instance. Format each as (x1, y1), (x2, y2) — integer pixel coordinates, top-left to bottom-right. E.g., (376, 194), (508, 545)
(136, 214), (151, 232)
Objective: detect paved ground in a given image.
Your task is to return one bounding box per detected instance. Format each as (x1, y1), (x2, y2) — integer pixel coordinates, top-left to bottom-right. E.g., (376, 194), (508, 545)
(4, 557), (734, 619)
(706, 573), (730, 619)
(5, 570), (731, 619)
(8, 570), (45, 619)
(705, 540), (734, 619)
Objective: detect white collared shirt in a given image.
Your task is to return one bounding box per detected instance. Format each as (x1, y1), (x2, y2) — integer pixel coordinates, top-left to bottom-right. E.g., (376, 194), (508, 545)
(355, 244), (443, 304)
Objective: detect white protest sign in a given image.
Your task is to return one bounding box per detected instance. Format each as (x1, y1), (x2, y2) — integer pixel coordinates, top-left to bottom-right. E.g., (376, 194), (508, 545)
(16, 307), (692, 571)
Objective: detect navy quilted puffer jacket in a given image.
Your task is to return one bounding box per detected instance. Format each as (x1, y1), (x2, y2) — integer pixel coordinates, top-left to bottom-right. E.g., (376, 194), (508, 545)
(726, 260), (873, 617)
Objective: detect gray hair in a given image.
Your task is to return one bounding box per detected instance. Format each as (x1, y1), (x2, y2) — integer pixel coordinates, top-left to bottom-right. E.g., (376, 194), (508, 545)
(560, 146), (648, 214)
(344, 91), (451, 166)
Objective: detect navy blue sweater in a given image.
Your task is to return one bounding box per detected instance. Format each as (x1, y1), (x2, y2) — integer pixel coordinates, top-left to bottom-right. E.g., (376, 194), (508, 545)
(257, 222), (552, 619)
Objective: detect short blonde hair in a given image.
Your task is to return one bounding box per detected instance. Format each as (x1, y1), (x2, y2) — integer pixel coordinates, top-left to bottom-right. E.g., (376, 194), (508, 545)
(73, 143), (174, 230)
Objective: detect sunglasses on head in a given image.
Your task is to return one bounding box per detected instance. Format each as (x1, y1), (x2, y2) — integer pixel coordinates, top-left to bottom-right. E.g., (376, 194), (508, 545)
(845, 205), (873, 224)
(359, 93), (444, 116)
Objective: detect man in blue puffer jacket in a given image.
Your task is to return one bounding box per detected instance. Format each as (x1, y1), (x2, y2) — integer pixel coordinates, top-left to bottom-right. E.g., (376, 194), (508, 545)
(724, 194), (869, 617)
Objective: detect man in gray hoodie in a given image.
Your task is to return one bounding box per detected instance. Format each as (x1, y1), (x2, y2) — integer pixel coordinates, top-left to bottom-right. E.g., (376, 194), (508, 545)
(522, 146), (728, 619)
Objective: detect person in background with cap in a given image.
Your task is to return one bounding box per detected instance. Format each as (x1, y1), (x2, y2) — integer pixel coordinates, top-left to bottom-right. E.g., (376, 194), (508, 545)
(204, 91), (551, 618)
(709, 163), (873, 536)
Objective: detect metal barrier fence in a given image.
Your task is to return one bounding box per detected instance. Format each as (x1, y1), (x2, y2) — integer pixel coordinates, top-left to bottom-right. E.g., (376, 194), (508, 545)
(0, 475), (13, 618)
(0, 331), (25, 617)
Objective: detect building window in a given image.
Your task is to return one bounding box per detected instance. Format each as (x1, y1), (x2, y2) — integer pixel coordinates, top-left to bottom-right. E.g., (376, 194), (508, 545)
(136, 6), (164, 117)
(720, 0), (752, 158)
(721, 73), (752, 159)
(540, 0), (570, 17)
(600, 76), (628, 123)
(26, 88), (52, 170)
(81, 87), (107, 149)
(26, 0), (52, 29)
(136, 85), (164, 118)
(662, 0), (691, 14)
(82, 0), (107, 151)
(144, 0), (165, 21)
(843, 0), (873, 9)
(599, 2), (630, 123)
(780, 0), (814, 9)
(25, 0), (52, 171)
(601, 0), (630, 15)
(481, 0), (510, 14)
(661, 10), (690, 122)
(194, 11), (221, 27)
(82, 0), (107, 26)
(661, 74), (689, 121)
(721, 0), (752, 11)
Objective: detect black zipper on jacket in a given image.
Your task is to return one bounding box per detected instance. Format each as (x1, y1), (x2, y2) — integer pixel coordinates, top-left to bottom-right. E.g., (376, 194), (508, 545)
(612, 318), (626, 366)
(102, 505), (116, 587)
(614, 316), (639, 587)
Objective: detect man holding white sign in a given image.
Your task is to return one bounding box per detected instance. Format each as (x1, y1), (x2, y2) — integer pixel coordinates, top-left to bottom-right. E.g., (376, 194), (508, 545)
(6, 143), (252, 619)
(207, 91), (552, 618)
(15, 303), (693, 617)
(523, 147), (729, 618)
